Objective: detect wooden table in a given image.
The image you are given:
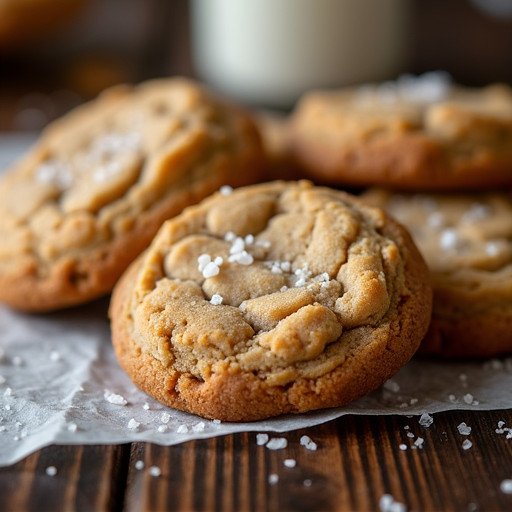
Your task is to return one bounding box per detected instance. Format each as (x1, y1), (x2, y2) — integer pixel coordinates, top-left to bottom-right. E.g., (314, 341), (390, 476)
(1, 408), (512, 511)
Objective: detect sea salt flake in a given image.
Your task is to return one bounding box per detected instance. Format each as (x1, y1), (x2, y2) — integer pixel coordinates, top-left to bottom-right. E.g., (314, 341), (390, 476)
(268, 473), (279, 485)
(197, 254), (211, 272)
(383, 380), (400, 393)
(224, 231), (236, 242)
(143, 402), (150, 410)
(463, 393), (474, 405)
(4, 387), (12, 397)
(407, 432), (415, 438)
(157, 425), (167, 433)
(245, 234), (254, 245)
(176, 425), (189, 434)
(192, 422), (206, 432)
(485, 241), (502, 257)
(284, 459), (296, 468)
(12, 356), (23, 367)
(45, 466), (58, 476)
(462, 439), (473, 450)
(214, 256), (224, 266)
(419, 413), (433, 428)
(212, 419), (222, 425)
(414, 437), (424, 449)
(229, 237), (245, 254)
(202, 261), (220, 278)
(210, 294), (223, 305)
(399, 444), (407, 451)
(149, 466), (161, 477)
(500, 479), (512, 494)
(0, 426), (6, 432)
(256, 433), (269, 445)
(127, 419), (140, 430)
(457, 422), (471, 435)
(135, 460), (144, 470)
(228, 250), (253, 265)
(303, 479), (313, 487)
(50, 351), (61, 362)
(439, 228), (459, 251)
(67, 423), (78, 433)
(220, 185), (233, 196)
(266, 437), (288, 450)
(160, 412), (171, 424)
(104, 390), (128, 406)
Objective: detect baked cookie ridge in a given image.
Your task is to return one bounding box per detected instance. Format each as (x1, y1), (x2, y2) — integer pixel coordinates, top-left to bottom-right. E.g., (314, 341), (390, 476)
(0, 78), (264, 311)
(110, 181), (432, 421)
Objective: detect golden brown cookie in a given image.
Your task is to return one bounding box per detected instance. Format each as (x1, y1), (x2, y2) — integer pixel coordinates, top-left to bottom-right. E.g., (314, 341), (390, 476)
(110, 181), (432, 421)
(363, 188), (512, 357)
(289, 73), (512, 190)
(0, 78), (264, 312)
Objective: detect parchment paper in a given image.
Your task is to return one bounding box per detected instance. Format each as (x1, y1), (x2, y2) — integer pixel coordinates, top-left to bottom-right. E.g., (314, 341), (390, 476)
(1, 135), (511, 468)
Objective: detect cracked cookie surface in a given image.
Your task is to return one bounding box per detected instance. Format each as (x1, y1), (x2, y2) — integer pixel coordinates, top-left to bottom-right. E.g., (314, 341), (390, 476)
(0, 78), (264, 311)
(363, 188), (512, 357)
(110, 181), (432, 421)
(289, 73), (512, 190)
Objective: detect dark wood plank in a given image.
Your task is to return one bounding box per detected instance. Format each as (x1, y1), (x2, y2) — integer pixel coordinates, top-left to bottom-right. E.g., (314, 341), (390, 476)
(0, 444), (131, 512)
(123, 410), (512, 512)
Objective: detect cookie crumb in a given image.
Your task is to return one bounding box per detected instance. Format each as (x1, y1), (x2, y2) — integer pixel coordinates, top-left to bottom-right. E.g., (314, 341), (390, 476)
(462, 440), (473, 450)
(268, 473), (279, 485)
(45, 466), (57, 477)
(419, 413), (433, 428)
(457, 422), (471, 436)
(256, 433), (269, 445)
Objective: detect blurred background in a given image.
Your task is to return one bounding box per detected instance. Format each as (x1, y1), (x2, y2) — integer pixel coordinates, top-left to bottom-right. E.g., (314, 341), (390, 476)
(1, 0), (512, 132)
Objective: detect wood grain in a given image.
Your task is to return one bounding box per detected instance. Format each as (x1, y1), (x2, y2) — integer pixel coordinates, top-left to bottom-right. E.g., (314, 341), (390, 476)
(1, 411), (512, 511)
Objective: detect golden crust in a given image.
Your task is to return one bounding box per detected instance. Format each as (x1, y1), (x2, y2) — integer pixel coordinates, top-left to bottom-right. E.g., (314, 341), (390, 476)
(363, 188), (512, 357)
(110, 181), (432, 421)
(289, 80), (512, 191)
(0, 78), (264, 311)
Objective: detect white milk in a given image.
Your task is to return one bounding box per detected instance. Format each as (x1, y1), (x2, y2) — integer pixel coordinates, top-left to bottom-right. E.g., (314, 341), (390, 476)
(191, 0), (410, 108)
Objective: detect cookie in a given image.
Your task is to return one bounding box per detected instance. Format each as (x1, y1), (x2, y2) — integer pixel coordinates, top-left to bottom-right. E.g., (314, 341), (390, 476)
(110, 180), (432, 421)
(0, 78), (264, 312)
(363, 188), (512, 357)
(289, 72), (512, 190)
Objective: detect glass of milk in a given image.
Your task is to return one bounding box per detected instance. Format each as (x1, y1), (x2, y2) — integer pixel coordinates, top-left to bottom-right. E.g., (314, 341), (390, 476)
(191, 0), (411, 109)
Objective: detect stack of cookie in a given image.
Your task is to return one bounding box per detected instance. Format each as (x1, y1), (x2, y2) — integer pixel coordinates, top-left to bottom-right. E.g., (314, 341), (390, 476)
(288, 72), (512, 358)
(0, 77), (435, 421)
